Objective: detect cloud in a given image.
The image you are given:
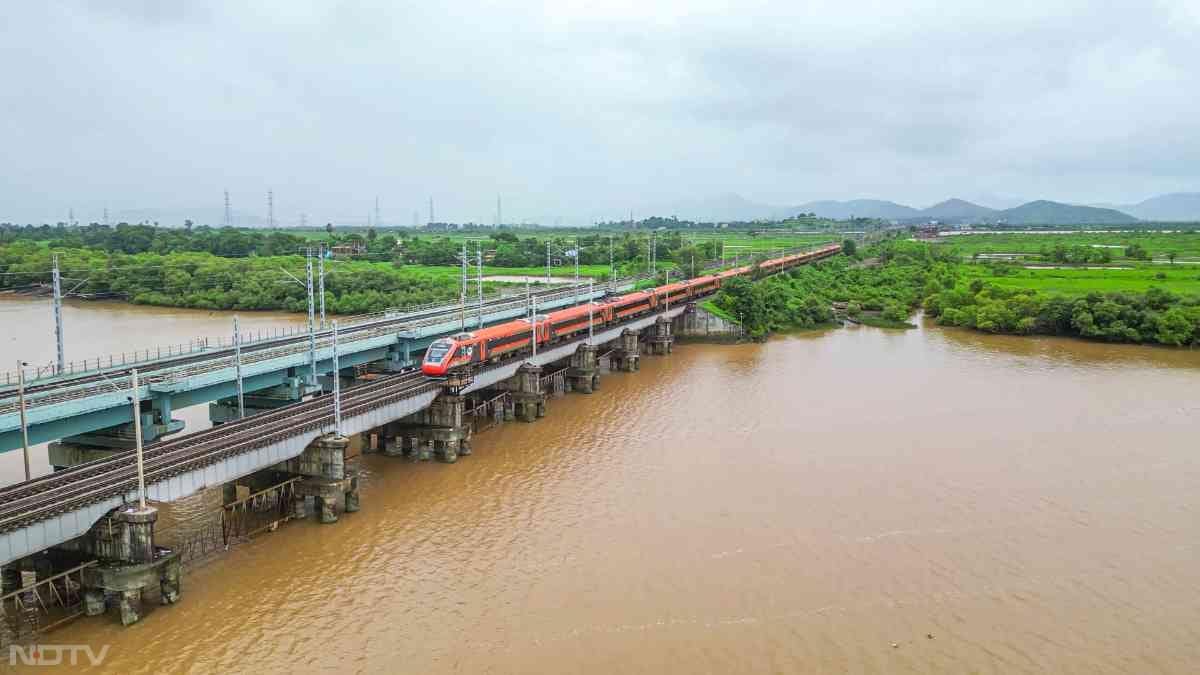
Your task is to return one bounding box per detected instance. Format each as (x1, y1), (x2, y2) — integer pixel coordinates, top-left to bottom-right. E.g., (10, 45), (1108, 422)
(1, 0), (1197, 223)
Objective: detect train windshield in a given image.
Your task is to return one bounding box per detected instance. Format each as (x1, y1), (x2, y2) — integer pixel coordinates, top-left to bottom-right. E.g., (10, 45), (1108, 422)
(425, 340), (453, 362)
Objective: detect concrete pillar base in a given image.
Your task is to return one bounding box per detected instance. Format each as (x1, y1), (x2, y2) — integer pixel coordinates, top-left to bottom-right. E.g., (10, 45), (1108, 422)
(344, 476), (361, 513)
(382, 438), (406, 457)
(292, 496), (307, 520)
(159, 558), (181, 605)
(438, 440), (459, 464)
(316, 496), (338, 524)
(119, 589), (142, 626)
(84, 588), (106, 616)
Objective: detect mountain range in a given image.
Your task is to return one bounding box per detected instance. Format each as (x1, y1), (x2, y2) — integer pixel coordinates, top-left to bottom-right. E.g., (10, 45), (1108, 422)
(645, 192), (1200, 225)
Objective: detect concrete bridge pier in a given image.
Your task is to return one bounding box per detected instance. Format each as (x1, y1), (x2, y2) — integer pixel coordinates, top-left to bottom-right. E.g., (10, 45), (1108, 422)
(381, 393), (472, 462)
(503, 363), (546, 422)
(610, 329), (641, 372)
(421, 394), (471, 463)
(566, 343), (600, 394)
(77, 505), (183, 626)
(281, 434), (357, 524)
(647, 315), (674, 355)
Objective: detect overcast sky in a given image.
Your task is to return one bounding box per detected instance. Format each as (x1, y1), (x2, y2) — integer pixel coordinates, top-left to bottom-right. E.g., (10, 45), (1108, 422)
(2, 0), (1198, 225)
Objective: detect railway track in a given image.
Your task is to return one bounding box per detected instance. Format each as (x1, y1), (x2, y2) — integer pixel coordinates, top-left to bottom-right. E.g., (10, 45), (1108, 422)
(0, 279), (625, 415)
(0, 371), (437, 532)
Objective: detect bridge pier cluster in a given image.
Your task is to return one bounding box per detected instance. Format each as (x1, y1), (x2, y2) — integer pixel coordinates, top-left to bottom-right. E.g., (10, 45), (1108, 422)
(647, 315), (675, 356)
(281, 434), (361, 524)
(379, 392), (473, 462)
(565, 344), (600, 394)
(46, 504), (184, 627)
(609, 328), (642, 372)
(1, 306), (707, 637)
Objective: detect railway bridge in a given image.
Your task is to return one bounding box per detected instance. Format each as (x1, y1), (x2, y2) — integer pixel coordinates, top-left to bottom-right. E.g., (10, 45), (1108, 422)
(0, 244), (840, 635)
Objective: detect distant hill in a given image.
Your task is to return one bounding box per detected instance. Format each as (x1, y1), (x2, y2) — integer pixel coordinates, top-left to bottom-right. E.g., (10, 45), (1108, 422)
(1118, 193), (1200, 222)
(919, 199), (996, 221)
(639, 193), (779, 222)
(793, 199), (919, 220)
(997, 200), (1138, 225)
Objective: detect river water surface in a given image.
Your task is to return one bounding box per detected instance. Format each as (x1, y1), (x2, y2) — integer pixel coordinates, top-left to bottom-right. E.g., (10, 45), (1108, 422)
(4, 296), (1200, 673)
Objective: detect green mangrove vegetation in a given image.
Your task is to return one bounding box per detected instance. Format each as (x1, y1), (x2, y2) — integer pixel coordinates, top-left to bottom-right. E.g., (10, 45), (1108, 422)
(714, 234), (1200, 347)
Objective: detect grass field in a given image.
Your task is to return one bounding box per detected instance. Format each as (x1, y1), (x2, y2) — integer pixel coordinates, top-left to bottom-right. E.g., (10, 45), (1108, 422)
(932, 232), (1200, 296)
(937, 231), (1200, 260)
(959, 263), (1200, 295)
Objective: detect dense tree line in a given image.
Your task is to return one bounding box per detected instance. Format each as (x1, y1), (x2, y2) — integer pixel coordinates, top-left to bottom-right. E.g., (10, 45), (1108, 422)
(0, 242), (468, 313)
(710, 241), (938, 338)
(397, 230), (721, 272)
(712, 238), (1200, 347)
(927, 282), (1200, 346)
(0, 223), (310, 257)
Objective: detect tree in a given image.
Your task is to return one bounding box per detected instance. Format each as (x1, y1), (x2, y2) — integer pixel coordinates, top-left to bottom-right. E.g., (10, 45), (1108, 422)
(841, 239), (857, 256)
(367, 227), (377, 242)
(1124, 243), (1149, 260)
(1155, 308), (1194, 346)
(882, 302), (909, 324)
(325, 223), (334, 237)
(1168, 251), (1177, 264)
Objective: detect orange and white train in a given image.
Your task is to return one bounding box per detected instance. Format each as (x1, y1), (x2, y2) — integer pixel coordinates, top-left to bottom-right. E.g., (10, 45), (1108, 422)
(421, 243), (842, 376)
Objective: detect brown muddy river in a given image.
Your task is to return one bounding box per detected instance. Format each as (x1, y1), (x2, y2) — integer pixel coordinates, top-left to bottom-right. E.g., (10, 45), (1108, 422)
(4, 296), (1200, 673)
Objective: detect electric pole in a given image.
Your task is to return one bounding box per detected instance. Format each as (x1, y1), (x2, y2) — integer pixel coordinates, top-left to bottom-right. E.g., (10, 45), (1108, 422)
(305, 249), (317, 385)
(318, 244), (327, 329)
(233, 316), (245, 419)
(476, 241), (484, 329)
(459, 242), (468, 330)
(52, 255), (64, 373)
(332, 320), (342, 434)
(16, 361), (30, 481)
(130, 368), (147, 509)
(609, 235), (614, 283)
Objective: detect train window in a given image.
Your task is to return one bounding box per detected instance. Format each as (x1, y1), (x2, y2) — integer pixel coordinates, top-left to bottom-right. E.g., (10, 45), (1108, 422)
(425, 340), (453, 362)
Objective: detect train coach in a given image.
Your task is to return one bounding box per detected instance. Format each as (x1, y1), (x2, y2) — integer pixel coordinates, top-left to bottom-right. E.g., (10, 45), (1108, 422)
(421, 243), (843, 376)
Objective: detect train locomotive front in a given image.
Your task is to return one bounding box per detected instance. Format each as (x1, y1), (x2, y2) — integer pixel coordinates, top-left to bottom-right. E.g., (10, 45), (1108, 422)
(421, 338), (458, 376)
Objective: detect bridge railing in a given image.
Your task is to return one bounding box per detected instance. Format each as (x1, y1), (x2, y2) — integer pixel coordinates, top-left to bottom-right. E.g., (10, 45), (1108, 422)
(0, 277), (625, 390)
